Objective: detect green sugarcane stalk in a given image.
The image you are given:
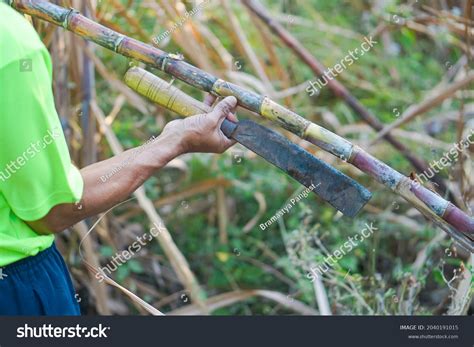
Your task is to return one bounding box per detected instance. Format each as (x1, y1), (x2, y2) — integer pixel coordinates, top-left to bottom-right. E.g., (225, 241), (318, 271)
(8, 0), (473, 252)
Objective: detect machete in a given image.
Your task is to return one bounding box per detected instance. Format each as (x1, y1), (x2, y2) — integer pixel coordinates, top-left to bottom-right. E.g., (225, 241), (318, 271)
(124, 67), (372, 217)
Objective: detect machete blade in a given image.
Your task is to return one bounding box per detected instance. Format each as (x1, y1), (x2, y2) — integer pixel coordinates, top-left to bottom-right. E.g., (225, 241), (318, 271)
(221, 119), (372, 217)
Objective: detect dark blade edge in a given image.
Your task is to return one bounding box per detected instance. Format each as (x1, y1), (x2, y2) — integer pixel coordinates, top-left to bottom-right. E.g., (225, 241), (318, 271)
(227, 120), (372, 217)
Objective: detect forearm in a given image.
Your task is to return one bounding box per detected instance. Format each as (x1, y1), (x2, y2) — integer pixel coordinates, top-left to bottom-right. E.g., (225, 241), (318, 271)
(27, 132), (182, 234)
(79, 145), (162, 214)
(26, 96), (237, 234)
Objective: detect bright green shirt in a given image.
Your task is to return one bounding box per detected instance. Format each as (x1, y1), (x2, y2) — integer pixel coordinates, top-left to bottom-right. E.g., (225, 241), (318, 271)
(0, 3), (84, 267)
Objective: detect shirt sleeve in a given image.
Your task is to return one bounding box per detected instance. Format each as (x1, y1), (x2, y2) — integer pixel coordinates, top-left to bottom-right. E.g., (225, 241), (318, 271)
(0, 43), (84, 221)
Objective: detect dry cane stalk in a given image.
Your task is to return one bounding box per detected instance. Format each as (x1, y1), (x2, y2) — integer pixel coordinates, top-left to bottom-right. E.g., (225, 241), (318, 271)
(9, 0), (473, 252)
(372, 72), (474, 143)
(90, 101), (209, 313)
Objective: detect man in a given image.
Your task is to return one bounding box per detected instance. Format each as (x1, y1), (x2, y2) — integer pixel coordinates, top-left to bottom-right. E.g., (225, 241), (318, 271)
(0, 3), (237, 315)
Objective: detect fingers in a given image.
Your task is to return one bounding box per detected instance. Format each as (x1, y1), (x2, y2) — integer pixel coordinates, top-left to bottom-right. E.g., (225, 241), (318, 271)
(203, 94), (217, 107)
(209, 96), (237, 122)
(226, 111), (238, 122)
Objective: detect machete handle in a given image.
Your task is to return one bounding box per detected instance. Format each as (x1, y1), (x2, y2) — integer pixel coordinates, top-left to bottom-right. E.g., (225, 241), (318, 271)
(124, 67), (237, 138)
(220, 119), (238, 138)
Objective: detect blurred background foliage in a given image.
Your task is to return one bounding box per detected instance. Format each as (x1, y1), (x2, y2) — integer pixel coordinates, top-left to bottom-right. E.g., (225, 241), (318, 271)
(30, 0), (473, 315)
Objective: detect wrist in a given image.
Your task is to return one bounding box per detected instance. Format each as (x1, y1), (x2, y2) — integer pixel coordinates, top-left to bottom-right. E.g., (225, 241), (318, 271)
(152, 131), (186, 165)
(160, 119), (192, 156)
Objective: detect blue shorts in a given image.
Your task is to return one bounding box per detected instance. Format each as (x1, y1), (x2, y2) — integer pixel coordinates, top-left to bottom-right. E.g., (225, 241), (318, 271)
(0, 243), (80, 316)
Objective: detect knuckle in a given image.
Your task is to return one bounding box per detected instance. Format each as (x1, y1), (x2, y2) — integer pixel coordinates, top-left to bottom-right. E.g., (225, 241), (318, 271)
(163, 119), (182, 133)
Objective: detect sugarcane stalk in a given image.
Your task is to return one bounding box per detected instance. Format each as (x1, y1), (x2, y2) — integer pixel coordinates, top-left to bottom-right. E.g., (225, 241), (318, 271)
(9, 0), (473, 251)
(240, 0), (454, 200)
(124, 67), (211, 116)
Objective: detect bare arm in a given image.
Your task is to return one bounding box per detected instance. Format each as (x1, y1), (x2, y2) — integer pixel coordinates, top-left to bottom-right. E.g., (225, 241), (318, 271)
(26, 96), (237, 234)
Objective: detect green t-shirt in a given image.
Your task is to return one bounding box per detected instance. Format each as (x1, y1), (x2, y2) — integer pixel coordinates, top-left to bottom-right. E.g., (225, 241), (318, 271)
(0, 3), (84, 267)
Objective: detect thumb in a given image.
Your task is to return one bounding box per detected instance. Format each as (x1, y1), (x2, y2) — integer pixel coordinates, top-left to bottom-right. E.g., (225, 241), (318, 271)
(209, 96), (237, 121)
